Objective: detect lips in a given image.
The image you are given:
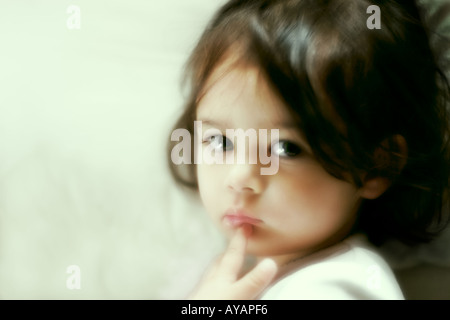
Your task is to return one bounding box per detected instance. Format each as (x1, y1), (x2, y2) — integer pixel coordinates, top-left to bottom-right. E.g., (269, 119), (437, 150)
(223, 209), (262, 228)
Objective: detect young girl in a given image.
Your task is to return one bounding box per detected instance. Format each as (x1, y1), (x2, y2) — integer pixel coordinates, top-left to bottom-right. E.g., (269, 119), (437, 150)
(168, 0), (450, 299)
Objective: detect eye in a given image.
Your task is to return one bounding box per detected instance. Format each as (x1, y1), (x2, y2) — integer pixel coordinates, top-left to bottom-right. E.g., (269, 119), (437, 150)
(204, 135), (234, 151)
(272, 140), (302, 158)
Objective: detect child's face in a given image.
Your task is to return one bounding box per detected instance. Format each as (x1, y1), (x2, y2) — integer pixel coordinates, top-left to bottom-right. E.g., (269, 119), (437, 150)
(195, 63), (363, 266)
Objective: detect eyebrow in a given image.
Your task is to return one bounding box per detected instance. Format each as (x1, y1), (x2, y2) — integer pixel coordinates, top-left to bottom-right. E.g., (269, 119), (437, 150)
(196, 118), (299, 130)
(196, 119), (230, 128)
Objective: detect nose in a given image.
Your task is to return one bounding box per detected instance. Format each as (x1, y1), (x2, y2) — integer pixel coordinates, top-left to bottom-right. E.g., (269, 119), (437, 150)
(225, 163), (265, 195)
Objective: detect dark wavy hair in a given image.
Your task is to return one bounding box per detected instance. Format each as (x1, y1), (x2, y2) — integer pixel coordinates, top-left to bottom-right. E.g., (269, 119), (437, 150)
(167, 0), (450, 246)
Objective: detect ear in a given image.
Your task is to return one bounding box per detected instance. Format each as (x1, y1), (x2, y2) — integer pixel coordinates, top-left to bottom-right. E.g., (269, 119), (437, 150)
(359, 135), (408, 200)
(359, 177), (392, 200)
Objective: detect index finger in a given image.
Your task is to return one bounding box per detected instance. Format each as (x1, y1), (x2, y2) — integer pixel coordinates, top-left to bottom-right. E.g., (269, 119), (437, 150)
(218, 224), (252, 280)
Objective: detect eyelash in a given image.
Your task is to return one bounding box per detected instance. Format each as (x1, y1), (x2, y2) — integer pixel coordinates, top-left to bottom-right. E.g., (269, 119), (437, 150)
(272, 140), (303, 158)
(203, 135), (234, 151)
(202, 135), (303, 158)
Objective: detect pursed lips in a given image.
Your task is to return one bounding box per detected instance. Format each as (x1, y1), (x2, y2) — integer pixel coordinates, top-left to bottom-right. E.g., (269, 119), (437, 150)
(223, 209), (263, 228)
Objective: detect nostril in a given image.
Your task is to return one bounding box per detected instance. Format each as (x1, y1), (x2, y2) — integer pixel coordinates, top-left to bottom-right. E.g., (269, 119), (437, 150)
(227, 182), (259, 195)
(225, 163), (265, 194)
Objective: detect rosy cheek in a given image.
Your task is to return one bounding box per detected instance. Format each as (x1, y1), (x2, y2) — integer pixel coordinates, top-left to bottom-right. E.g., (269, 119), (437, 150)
(285, 165), (328, 195)
(197, 164), (225, 199)
(274, 165), (350, 216)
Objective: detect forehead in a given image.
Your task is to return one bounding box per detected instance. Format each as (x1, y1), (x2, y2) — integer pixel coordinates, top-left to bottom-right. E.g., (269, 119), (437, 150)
(196, 62), (291, 128)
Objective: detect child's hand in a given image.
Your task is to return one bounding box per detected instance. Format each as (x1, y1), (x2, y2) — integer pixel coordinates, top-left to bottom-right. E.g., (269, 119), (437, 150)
(188, 225), (278, 300)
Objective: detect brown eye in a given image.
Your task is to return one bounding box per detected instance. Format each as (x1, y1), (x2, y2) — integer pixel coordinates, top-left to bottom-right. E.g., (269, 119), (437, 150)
(272, 140), (302, 158)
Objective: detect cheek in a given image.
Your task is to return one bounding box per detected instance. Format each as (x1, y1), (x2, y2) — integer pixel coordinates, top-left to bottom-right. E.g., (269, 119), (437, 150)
(197, 164), (222, 187)
(274, 161), (359, 224)
(278, 160), (336, 198)
(197, 164), (226, 208)
(197, 164), (213, 198)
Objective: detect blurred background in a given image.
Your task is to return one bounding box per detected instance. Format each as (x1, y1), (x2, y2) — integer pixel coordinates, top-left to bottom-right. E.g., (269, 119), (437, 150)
(0, 0), (449, 299)
(0, 0), (228, 299)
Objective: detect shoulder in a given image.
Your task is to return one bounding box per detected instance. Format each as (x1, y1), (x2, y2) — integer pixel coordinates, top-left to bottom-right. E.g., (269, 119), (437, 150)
(260, 235), (404, 300)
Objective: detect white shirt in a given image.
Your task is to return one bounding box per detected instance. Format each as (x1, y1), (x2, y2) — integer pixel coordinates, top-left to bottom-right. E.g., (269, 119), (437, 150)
(260, 234), (404, 300)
